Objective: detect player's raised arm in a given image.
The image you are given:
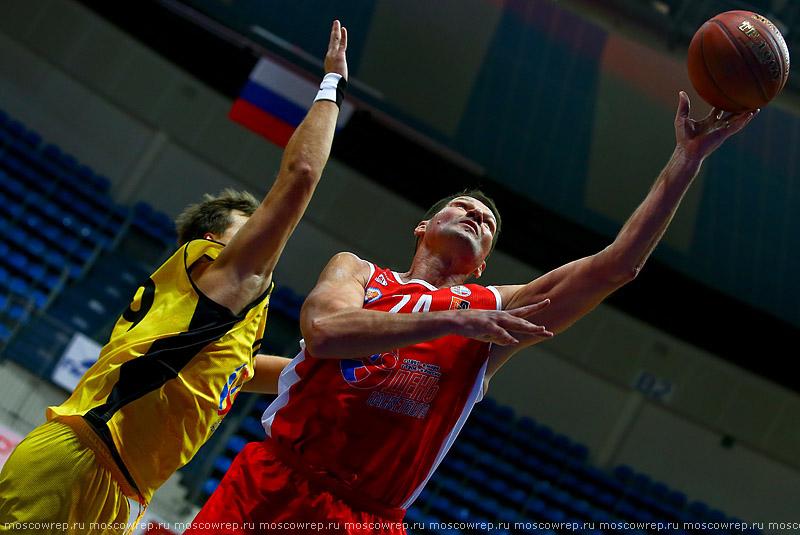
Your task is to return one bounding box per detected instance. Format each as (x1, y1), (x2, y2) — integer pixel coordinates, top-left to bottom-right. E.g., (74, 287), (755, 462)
(300, 253), (551, 359)
(196, 21), (349, 314)
(486, 92), (757, 378)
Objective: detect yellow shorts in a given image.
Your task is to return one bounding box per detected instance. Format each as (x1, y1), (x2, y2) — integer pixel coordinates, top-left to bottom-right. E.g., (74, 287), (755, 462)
(0, 418), (143, 535)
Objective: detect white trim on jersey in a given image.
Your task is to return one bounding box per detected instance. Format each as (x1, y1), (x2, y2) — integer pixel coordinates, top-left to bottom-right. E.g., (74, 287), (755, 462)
(261, 348), (306, 436)
(365, 259), (376, 281)
(400, 359), (488, 509)
(391, 271), (437, 291)
(486, 285), (502, 310)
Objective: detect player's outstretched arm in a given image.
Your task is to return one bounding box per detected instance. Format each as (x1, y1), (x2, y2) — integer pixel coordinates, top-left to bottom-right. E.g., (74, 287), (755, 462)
(242, 355), (293, 394)
(300, 253), (552, 359)
(197, 20), (348, 314)
(485, 92), (756, 378)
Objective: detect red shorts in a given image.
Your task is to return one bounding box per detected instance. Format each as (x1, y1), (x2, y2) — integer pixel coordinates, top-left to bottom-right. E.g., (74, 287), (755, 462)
(185, 438), (407, 535)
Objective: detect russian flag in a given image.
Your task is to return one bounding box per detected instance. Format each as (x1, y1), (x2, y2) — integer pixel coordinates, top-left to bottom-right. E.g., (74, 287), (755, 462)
(229, 57), (354, 147)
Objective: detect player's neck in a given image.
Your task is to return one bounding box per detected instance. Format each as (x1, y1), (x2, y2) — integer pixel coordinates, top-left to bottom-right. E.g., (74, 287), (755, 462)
(402, 249), (479, 289)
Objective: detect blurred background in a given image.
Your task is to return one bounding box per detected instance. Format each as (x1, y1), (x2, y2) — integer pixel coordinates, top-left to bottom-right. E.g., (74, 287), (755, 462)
(0, 0), (798, 533)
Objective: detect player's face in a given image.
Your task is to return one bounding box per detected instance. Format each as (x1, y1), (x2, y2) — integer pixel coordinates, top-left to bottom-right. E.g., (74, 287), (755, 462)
(426, 196), (496, 260)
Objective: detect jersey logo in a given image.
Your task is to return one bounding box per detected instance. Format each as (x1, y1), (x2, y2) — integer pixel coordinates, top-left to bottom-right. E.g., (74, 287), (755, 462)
(450, 296), (471, 310)
(340, 351), (399, 389)
(365, 287), (382, 303)
(218, 363), (249, 416)
(450, 285), (471, 297)
(375, 273), (388, 286)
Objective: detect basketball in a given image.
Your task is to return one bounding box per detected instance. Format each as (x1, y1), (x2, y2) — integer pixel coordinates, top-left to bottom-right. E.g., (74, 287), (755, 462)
(687, 11), (790, 112)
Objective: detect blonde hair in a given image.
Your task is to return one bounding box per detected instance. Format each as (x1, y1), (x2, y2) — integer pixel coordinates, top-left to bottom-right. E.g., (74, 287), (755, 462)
(175, 188), (259, 246)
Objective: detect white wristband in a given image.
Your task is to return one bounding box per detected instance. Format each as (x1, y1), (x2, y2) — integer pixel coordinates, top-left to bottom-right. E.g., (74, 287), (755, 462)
(314, 73), (346, 107)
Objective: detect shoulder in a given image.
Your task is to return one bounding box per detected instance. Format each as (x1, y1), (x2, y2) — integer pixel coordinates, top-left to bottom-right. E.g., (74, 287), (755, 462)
(318, 252), (375, 288)
(328, 252), (374, 275)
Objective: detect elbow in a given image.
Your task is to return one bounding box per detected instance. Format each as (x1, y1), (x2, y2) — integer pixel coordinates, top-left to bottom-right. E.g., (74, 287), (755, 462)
(595, 252), (642, 287)
(615, 263), (642, 285)
(302, 317), (338, 359)
(606, 263), (641, 287)
(284, 159), (320, 193)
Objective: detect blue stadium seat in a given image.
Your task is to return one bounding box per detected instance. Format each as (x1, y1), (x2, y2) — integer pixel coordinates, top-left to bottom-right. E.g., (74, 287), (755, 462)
(541, 507), (565, 523)
(525, 497), (546, 518)
(404, 506), (428, 533)
(515, 416), (537, 435)
(594, 491), (617, 510)
(567, 498), (591, 520)
(212, 455), (232, 474)
(568, 442), (589, 461)
(6, 277), (29, 298)
(429, 496), (456, 519)
(6, 251), (27, 273)
(613, 464), (634, 484)
(532, 425), (553, 442)
(666, 490), (687, 508)
(506, 488), (528, 508)
(225, 434), (248, 454)
(472, 496), (500, 519)
(202, 477), (220, 496)
(436, 475), (463, 499)
(240, 416), (264, 438)
(631, 472), (652, 492)
(650, 481), (669, 499)
(5, 120), (25, 139)
(416, 487), (433, 506)
(0, 322), (11, 341)
(462, 423), (489, 445)
(497, 506), (519, 524)
(530, 478), (551, 497)
(486, 478), (509, 497)
(21, 130), (42, 149)
(59, 153), (78, 173)
(688, 500), (709, 518)
(465, 468), (489, 487)
(42, 143), (61, 162)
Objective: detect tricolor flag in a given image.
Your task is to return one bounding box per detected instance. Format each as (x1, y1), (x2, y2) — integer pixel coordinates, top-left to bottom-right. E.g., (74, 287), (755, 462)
(229, 57), (354, 147)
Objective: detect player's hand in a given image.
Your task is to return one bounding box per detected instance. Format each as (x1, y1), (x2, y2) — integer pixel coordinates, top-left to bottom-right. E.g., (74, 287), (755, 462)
(324, 20), (348, 81)
(674, 91), (757, 158)
(455, 299), (553, 346)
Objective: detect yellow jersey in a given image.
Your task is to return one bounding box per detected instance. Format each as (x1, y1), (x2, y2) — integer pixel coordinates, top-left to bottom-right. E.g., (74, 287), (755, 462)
(48, 239), (271, 502)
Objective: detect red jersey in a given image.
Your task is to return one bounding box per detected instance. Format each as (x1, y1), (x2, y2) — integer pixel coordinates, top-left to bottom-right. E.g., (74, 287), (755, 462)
(262, 260), (502, 508)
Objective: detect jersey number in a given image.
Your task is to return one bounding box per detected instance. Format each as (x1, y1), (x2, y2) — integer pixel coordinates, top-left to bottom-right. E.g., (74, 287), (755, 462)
(388, 294), (432, 313)
(122, 278), (156, 331)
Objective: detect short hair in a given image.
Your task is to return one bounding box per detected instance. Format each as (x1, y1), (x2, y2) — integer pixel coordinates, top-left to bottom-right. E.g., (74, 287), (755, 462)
(416, 188), (502, 253)
(175, 188), (259, 246)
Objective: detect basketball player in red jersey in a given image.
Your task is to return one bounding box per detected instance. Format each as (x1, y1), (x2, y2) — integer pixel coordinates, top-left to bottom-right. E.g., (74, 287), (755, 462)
(187, 92), (757, 532)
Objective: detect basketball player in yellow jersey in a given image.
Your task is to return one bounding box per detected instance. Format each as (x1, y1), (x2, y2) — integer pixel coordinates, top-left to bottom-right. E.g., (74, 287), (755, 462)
(0, 20), (350, 535)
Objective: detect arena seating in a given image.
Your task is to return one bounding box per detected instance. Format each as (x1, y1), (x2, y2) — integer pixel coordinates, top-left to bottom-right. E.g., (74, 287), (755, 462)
(0, 110), (172, 374)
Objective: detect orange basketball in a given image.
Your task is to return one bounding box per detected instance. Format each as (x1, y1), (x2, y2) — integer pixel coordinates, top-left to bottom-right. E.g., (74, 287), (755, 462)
(687, 11), (790, 112)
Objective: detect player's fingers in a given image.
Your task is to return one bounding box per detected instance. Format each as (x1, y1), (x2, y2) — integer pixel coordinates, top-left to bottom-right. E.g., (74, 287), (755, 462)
(730, 108), (758, 131)
(329, 20), (341, 47)
(502, 316), (553, 337)
(487, 329), (519, 346)
(676, 91), (690, 121)
(340, 26), (348, 51)
(507, 299), (550, 318)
